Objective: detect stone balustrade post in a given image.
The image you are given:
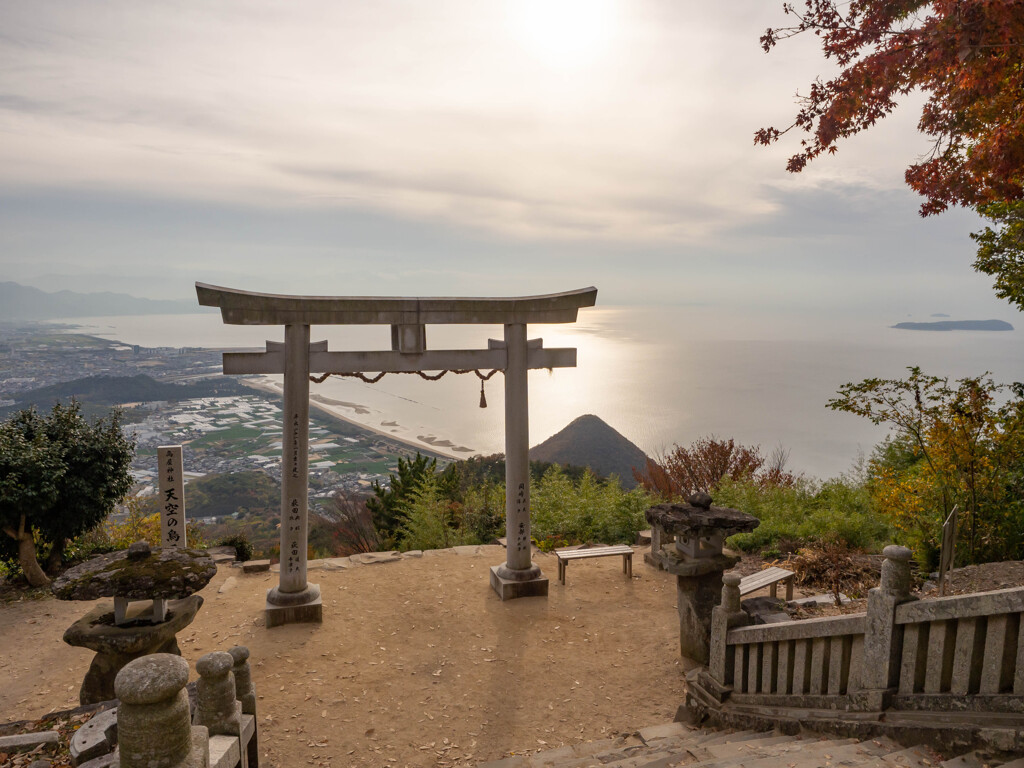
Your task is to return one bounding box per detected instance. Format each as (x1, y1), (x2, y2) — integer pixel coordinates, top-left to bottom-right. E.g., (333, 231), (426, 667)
(854, 544), (916, 710)
(114, 653), (209, 768)
(709, 573), (750, 687)
(194, 651), (242, 737)
(229, 646), (256, 716)
(230, 645), (259, 768)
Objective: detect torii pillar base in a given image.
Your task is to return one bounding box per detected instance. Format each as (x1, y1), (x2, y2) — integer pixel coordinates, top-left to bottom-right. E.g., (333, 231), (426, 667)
(265, 584), (323, 629)
(490, 565), (549, 601)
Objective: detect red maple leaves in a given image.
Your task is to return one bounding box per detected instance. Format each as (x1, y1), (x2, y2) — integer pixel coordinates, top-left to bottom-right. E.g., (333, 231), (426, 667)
(758, 0), (1024, 215)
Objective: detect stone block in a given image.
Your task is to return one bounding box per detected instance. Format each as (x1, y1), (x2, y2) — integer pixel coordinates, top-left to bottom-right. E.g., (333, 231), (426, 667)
(217, 577), (236, 595)
(69, 706), (118, 766)
(322, 557), (354, 570)
(265, 592), (323, 628)
(453, 545), (482, 556)
(423, 548), (456, 557)
(475, 756), (529, 768)
(402, 550), (423, 558)
(241, 560), (270, 573)
(637, 722), (688, 741)
(489, 566), (549, 600)
(528, 744), (574, 765)
(0, 731), (60, 752)
(209, 734), (240, 768)
(357, 551), (402, 564)
(77, 756), (117, 768)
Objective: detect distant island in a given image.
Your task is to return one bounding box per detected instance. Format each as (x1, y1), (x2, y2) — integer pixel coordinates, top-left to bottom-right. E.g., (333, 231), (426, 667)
(892, 319), (1014, 332)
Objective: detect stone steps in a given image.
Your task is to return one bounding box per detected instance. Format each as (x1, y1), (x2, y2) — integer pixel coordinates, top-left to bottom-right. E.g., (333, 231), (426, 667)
(476, 723), (1020, 768)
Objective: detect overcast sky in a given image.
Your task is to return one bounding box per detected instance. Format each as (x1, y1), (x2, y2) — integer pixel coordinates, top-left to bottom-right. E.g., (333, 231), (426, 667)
(0, 0), (1013, 322)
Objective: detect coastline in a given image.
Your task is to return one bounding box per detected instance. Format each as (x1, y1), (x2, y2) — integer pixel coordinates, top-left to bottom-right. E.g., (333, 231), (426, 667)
(240, 377), (462, 461)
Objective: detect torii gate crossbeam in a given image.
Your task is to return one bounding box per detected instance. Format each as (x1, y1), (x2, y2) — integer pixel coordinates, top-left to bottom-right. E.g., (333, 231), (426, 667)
(196, 283), (597, 626)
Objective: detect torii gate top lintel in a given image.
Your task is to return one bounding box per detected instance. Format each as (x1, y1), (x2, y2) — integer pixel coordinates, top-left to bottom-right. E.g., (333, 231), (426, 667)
(195, 282), (597, 326)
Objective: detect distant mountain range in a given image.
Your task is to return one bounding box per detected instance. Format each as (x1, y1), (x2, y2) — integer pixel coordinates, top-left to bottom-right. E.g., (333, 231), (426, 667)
(892, 319), (1014, 332)
(530, 414), (650, 489)
(0, 282), (205, 320)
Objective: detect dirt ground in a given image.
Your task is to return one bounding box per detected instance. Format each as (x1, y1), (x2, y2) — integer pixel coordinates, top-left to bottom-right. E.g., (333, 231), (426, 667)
(0, 546), (690, 767)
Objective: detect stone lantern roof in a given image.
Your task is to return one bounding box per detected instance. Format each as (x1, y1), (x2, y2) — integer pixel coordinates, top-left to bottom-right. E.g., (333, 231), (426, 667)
(645, 493), (760, 539)
(52, 541), (216, 602)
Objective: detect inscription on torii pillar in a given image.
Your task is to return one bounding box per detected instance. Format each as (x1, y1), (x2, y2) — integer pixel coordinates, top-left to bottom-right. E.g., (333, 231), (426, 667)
(196, 283), (597, 626)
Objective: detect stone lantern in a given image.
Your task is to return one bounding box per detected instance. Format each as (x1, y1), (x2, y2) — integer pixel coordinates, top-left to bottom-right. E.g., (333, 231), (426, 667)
(52, 541), (216, 704)
(645, 494), (759, 667)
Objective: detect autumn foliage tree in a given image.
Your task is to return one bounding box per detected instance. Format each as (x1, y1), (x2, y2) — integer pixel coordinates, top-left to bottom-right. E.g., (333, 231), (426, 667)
(829, 367), (1024, 567)
(758, 2), (1024, 300)
(633, 436), (796, 500)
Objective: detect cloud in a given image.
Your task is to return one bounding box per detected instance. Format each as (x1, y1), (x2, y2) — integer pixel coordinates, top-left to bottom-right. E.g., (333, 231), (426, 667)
(0, 0), (1013, 323)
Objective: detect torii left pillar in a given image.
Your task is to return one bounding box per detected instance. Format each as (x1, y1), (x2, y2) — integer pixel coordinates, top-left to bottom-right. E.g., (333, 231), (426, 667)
(266, 322), (322, 628)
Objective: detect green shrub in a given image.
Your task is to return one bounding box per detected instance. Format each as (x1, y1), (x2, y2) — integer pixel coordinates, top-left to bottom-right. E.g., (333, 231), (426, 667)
(529, 466), (651, 546)
(460, 482), (506, 543)
(215, 534), (254, 562)
(717, 476), (891, 553)
(398, 477), (476, 551)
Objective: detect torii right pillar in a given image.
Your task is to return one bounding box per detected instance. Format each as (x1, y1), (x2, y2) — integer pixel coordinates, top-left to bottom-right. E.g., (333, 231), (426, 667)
(490, 322), (548, 600)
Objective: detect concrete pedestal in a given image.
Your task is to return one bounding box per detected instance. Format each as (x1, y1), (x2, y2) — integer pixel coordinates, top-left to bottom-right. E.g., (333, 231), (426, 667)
(265, 583), (322, 628)
(490, 566), (549, 601)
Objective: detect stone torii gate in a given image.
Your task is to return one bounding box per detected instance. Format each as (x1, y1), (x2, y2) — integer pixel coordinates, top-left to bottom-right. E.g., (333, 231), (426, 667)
(196, 283), (597, 626)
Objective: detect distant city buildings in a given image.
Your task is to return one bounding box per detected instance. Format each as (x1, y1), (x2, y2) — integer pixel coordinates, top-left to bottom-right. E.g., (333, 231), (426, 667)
(0, 325), (443, 518)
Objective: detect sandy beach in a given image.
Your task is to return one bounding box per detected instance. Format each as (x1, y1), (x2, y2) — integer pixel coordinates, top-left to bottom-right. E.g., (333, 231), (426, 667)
(241, 378), (463, 460)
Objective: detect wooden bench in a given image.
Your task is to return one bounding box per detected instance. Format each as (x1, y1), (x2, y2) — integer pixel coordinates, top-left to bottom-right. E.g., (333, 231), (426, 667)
(738, 566), (795, 600)
(555, 545), (634, 585)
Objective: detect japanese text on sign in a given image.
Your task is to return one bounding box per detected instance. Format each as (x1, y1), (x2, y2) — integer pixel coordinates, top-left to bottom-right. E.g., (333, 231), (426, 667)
(157, 445), (187, 548)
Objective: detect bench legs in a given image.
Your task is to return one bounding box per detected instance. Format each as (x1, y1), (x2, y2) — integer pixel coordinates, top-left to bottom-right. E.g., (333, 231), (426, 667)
(557, 554), (633, 585)
(768, 576), (795, 601)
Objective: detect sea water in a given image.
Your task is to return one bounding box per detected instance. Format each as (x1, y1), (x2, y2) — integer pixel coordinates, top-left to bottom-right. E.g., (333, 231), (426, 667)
(58, 306), (1024, 481)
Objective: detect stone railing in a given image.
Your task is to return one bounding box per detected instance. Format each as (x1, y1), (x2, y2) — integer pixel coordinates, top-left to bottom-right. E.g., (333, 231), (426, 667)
(724, 612), (866, 701)
(893, 587), (1024, 703)
(70, 646), (258, 768)
(689, 545), (1024, 724)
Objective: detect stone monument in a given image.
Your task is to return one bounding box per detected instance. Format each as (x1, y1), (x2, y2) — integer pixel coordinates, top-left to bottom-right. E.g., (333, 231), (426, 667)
(196, 283), (597, 620)
(645, 494), (759, 667)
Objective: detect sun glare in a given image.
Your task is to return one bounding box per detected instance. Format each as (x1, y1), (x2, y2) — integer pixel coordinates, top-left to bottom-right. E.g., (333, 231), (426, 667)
(505, 0), (617, 69)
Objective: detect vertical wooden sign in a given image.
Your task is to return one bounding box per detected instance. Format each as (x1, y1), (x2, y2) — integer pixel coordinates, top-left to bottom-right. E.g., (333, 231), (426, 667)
(158, 445), (187, 548)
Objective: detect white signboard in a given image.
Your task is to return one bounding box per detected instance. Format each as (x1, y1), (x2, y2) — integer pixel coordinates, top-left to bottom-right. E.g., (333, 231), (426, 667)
(157, 445), (186, 548)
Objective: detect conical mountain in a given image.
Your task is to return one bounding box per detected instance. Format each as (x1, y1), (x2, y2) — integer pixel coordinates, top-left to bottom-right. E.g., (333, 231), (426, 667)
(529, 414), (649, 489)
